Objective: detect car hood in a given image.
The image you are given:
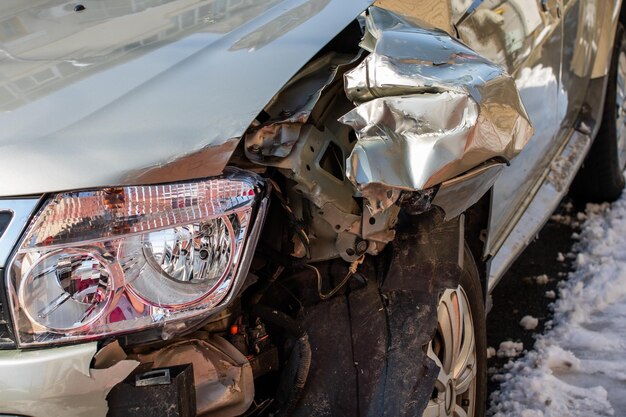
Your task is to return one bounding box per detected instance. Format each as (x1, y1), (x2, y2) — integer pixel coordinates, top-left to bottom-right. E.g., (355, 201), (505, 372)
(0, 0), (372, 197)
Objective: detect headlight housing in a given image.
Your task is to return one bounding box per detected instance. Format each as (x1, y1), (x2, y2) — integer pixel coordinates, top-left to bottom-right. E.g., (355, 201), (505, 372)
(7, 168), (266, 347)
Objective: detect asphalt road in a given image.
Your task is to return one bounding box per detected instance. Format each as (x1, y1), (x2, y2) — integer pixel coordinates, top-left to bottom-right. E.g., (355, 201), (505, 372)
(486, 198), (582, 401)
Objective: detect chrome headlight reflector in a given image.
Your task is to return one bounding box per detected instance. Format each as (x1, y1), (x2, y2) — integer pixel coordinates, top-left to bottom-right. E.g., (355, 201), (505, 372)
(8, 169), (264, 347)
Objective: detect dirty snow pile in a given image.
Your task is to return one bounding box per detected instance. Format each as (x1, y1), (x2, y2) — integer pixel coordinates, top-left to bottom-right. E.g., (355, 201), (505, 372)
(489, 196), (626, 417)
(497, 341), (525, 358)
(519, 315), (539, 331)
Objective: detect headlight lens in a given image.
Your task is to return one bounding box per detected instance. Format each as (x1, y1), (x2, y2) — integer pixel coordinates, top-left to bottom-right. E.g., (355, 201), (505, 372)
(121, 217), (235, 307)
(20, 249), (113, 332)
(7, 169), (264, 347)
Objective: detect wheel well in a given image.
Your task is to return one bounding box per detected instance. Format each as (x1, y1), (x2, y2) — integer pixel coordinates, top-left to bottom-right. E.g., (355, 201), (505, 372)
(463, 190), (492, 300)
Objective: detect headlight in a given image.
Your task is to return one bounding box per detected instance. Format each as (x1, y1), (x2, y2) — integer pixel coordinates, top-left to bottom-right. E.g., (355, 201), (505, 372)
(7, 168), (266, 347)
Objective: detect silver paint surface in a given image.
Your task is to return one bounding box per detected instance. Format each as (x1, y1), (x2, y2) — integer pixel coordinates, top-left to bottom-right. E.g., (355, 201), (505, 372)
(456, 0), (566, 255)
(339, 7), (533, 212)
(489, 130), (591, 290)
(0, 342), (138, 417)
(591, 1), (622, 78)
(0, 0), (373, 197)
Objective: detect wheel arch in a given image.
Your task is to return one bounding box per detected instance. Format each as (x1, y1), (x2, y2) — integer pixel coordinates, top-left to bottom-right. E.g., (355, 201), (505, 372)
(462, 190), (492, 302)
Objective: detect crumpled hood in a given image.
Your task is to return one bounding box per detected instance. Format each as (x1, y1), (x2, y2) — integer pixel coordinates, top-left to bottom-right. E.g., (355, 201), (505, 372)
(0, 0), (372, 197)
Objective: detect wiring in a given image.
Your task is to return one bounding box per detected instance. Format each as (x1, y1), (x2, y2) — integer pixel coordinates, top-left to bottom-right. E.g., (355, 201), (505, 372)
(269, 178), (311, 259)
(304, 255), (364, 300)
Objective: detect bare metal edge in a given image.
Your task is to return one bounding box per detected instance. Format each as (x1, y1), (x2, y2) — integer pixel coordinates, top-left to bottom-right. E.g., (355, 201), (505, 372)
(0, 198), (41, 268)
(487, 130), (592, 293)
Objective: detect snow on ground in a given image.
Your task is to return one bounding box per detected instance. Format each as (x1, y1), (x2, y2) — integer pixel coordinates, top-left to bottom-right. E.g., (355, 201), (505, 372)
(497, 341), (524, 358)
(489, 195), (626, 417)
(520, 315), (539, 330)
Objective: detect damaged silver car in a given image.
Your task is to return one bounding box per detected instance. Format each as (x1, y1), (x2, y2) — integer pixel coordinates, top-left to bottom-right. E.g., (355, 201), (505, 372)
(0, 0), (624, 416)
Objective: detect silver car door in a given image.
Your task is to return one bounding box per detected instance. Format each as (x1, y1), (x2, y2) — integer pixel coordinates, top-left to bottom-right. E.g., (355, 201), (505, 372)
(455, 0), (565, 255)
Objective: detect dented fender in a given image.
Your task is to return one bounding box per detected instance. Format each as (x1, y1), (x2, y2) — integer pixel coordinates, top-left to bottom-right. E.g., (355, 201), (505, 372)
(340, 7), (534, 212)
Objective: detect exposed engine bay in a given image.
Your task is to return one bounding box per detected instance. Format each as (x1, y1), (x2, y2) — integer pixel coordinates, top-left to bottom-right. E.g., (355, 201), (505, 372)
(239, 7), (531, 264)
(99, 7), (532, 416)
(0, 7), (532, 417)
(2, 0), (623, 414)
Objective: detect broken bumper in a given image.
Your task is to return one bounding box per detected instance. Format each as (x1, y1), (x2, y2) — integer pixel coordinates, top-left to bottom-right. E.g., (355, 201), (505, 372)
(0, 335), (255, 417)
(0, 343), (137, 417)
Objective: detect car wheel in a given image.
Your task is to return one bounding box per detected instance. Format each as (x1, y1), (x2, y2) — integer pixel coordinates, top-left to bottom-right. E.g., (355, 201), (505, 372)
(423, 247), (487, 417)
(572, 23), (626, 202)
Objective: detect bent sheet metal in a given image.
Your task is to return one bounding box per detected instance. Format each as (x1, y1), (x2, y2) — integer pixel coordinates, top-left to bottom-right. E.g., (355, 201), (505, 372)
(340, 7), (534, 212)
(244, 52), (360, 164)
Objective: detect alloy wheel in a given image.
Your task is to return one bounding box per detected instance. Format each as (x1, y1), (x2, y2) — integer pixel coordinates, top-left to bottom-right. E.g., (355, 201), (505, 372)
(423, 286), (478, 417)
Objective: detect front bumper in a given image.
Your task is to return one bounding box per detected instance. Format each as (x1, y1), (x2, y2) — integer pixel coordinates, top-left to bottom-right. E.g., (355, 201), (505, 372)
(0, 343), (138, 417)
(0, 179), (268, 416)
(0, 335), (255, 417)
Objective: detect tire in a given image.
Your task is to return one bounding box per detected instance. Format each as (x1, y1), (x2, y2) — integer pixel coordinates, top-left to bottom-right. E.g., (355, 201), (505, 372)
(423, 246), (487, 417)
(571, 23), (626, 202)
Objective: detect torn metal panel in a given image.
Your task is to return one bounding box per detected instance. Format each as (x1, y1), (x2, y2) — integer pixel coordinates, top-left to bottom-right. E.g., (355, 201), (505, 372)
(340, 7), (534, 212)
(245, 52), (361, 163)
(0, 342), (138, 417)
(432, 162), (505, 220)
(250, 83), (398, 262)
(133, 336), (253, 417)
(341, 92), (479, 212)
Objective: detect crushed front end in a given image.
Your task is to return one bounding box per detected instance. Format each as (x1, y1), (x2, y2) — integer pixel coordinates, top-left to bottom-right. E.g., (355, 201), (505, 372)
(0, 2), (534, 417)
